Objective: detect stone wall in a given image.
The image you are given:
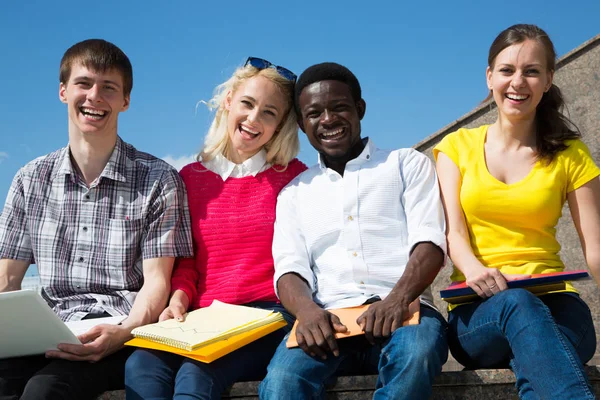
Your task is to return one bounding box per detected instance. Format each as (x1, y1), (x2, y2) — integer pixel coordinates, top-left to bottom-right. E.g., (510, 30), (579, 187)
(414, 34), (600, 346)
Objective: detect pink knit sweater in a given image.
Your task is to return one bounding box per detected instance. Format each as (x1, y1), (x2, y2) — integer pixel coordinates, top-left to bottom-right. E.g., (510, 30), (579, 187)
(171, 159), (307, 309)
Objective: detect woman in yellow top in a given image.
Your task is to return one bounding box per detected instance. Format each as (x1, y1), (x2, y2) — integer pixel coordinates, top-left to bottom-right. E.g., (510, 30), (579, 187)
(435, 24), (600, 399)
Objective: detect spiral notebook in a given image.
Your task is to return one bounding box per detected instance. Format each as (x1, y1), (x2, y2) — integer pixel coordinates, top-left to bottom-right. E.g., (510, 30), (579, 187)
(129, 300), (285, 352)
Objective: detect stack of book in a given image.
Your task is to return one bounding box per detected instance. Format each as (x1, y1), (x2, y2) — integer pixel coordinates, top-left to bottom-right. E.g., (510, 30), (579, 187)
(126, 300), (286, 363)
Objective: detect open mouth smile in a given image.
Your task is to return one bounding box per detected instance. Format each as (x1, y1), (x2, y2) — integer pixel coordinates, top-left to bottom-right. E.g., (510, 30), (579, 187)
(239, 124), (261, 140)
(319, 127), (345, 141)
(505, 93), (530, 102)
(79, 107), (107, 121)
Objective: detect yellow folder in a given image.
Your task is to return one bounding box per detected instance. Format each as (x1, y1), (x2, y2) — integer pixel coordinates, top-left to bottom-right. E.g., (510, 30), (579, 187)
(126, 319), (287, 363)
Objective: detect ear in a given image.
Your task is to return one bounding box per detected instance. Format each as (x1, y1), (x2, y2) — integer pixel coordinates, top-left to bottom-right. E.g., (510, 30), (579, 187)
(121, 94), (130, 112)
(545, 70), (554, 92)
(59, 82), (68, 104)
(224, 90), (233, 110)
(297, 117), (305, 132)
(356, 99), (366, 120)
(486, 66), (493, 91)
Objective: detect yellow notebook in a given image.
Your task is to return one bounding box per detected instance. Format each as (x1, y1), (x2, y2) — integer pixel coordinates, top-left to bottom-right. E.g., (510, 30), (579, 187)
(129, 300), (285, 352)
(126, 319), (287, 363)
(286, 299), (420, 348)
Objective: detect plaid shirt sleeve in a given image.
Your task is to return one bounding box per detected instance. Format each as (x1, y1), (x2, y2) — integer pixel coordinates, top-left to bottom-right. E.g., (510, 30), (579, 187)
(141, 168), (193, 259)
(0, 170), (34, 263)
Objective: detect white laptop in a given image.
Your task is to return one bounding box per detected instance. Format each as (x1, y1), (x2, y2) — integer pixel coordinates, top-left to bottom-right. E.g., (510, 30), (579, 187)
(0, 290), (80, 359)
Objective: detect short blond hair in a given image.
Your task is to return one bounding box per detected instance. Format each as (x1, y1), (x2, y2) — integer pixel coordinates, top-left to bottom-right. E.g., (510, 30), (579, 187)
(199, 64), (299, 167)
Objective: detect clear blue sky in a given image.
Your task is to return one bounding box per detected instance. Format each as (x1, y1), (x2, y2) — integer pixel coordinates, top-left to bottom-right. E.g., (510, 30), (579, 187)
(1, 1), (599, 276)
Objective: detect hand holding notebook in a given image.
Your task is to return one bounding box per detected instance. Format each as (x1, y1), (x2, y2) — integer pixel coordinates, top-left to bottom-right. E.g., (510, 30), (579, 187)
(126, 300), (286, 363)
(286, 299), (420, 348)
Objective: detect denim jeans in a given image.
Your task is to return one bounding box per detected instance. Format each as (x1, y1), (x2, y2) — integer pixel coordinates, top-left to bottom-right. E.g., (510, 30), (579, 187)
(448, 290), (596, 399)
(259, 304), (448, 400)
(125, 302), (293, 400)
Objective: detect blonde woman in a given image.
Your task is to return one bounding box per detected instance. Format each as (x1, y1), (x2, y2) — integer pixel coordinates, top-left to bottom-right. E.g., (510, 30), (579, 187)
(125, 58), (307, 400)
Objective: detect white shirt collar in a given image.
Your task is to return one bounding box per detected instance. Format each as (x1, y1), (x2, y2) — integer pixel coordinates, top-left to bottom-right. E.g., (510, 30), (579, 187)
(317, 137), (374, 172)
(203, 149), (269, 181)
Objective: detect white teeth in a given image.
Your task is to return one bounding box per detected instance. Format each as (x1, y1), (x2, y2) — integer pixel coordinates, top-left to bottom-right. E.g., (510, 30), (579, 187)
(322, 128), (343, 137)
(241, 125), (259, 135)
(81, 107), (106, 116)
(506, 94), (528, 101)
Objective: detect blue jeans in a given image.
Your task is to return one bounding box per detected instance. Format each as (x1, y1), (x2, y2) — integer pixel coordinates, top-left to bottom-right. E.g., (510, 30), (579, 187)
(448, 290), (596, 399)
(259, 304), (448, 400)
(125, 302), (293, 400)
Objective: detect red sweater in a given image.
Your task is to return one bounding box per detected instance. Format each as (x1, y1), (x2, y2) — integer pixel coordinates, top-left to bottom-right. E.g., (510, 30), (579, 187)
(172, 159), (307, 309)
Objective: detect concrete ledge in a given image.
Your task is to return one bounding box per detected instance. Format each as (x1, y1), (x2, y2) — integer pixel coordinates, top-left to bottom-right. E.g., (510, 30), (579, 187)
(99, 365), (600, 399)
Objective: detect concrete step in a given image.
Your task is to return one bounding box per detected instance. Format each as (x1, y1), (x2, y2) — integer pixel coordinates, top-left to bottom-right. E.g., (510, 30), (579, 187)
(99, 365), (600, 399)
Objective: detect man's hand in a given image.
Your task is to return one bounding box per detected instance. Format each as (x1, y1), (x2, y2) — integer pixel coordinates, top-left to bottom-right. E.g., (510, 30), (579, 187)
(357, 296), (407, 344)
(45, 324), (131, 363)
(295, 304), (347, 359)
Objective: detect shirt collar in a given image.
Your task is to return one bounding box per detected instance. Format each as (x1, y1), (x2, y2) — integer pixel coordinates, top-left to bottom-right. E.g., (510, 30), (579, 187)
(317, 137), (375, 172)
(52, 136), (128, 184)
(207, 149), (268, 181)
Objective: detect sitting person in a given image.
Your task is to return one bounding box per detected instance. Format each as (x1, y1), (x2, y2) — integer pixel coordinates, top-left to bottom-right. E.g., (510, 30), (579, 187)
(434, 24), (600, 399)
(0, 39), (193, 400)
(124, 57), (307, 400)
(259, 62), (448, 400)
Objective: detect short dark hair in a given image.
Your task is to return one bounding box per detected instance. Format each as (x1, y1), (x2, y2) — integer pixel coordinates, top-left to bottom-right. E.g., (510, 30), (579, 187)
(59, 39), (133, 97)
(294, 62), (361, 116)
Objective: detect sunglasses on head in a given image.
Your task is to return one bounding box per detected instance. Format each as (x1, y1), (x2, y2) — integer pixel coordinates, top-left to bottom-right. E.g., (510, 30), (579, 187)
(244, 57), (297, 82)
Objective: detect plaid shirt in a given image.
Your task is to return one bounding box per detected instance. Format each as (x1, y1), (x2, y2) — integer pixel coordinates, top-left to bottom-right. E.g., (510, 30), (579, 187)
(0, 137), (193, 321)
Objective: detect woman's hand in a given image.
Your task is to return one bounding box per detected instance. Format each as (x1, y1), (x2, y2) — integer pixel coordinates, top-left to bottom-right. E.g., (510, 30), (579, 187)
(158, 290), (190, 321)
(464, 266), (530, 298)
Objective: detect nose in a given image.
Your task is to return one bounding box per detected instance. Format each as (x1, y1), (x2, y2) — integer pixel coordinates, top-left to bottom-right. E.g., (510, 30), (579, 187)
(320, 109), (334, 124)
(86, 84), (102, 102)
(247, 107), (259, 123)
(511, 72), (526, 88)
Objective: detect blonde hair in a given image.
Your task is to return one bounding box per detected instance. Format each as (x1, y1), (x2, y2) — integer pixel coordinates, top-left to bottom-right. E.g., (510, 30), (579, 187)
(198, 64), (299, 167)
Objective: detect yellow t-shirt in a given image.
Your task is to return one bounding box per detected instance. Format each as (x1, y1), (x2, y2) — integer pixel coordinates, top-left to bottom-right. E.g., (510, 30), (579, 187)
(433, 125), (600, 291)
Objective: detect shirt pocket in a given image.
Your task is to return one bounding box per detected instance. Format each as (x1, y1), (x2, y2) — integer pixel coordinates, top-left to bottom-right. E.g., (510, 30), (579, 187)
(98, 217), (145, 289)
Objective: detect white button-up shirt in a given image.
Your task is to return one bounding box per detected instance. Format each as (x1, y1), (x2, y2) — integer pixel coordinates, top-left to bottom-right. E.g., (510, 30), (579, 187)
(272, 139), (446, 309)
(203, 150), (270, 180)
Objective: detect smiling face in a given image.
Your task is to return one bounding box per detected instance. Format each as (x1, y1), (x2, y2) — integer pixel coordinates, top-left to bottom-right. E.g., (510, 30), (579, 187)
(224, 75), (288, 163)
(298, 80), (365, 162)
(486, 39), (553, 122)
(59, 63), (130, 140)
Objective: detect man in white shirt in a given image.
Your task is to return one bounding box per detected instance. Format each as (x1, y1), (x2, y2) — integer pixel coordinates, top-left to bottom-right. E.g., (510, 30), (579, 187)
(259, 63), (448, 399)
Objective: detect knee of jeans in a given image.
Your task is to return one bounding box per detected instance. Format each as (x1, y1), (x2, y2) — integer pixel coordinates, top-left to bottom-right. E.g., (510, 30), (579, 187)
(22, 374), (68, 400)
(125, 350), (150, 380)
(384, 328), (447, 369)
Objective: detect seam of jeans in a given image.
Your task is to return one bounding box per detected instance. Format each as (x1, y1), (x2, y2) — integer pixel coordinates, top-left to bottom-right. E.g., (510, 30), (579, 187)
(542, 303), (595, 399)
(455, 320), (500, 340)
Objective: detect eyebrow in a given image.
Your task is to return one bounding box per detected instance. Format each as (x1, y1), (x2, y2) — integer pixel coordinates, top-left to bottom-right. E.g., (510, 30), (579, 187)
(241, 95), (280, 111)
(496, 63), (544, 68)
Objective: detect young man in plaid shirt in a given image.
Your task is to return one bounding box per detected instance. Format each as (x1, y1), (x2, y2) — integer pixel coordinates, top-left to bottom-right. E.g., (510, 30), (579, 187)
(0, 39), (193, 400)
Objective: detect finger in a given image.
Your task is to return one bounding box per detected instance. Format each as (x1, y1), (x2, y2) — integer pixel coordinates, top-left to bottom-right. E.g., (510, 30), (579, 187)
(158, 311), (171, 322)
(296, 332), (314, 357)
(77, 327), (103, 344)
(307, 328), (328, 360)
(299, 327), (326, 359)
(55, 343), (94, 356)
(503, 273), (531, 281)
(323, 318), (340, 357)
(485, 279), (500, 295)
(468, 281), (488, 298)
(363, 312), (376, 344)
(330, 314), (347, 333)
(390, 318), (401, 333)
(381, 315), (393, 338)
(372, 314), (384, 339)
(493, 275), (508, 292)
